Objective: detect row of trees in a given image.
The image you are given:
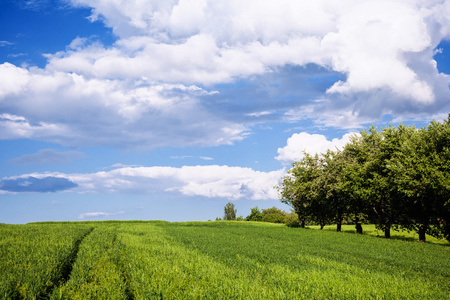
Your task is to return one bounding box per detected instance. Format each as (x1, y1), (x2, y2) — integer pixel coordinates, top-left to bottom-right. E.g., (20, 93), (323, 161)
(277, 114), (450, 242)
(218, 202), (299, 225)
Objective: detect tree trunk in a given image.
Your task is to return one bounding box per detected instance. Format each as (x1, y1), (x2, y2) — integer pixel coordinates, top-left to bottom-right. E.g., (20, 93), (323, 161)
(443, 217), (450, 242)
(384, 225), (391, 239)
(355, 223), (363, 234)
(384, 218), (391, 239)
(355, 216), (363, 234)
(418, 222), (427, 243)
(336, 216), (342, 232)
(336, 210), (342, 232)
(300, 219), (305, 228)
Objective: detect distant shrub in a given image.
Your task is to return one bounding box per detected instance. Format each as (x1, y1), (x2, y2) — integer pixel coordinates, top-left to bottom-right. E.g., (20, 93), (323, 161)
(261, 207), (287, 224)
(285, 211), (301, 227)
(246, 207), (263, 221)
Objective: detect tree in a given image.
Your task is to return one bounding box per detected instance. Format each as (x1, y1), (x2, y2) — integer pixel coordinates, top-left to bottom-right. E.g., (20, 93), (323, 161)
(320, 150), (351, 232)
(246, 206), (263, 221)
(277, 153), (325, 228)
(351, 125), (408, 238)
(223, 202), (237, 221)
(261, 207), (287, 223)
(277, 115), (450, 242)
(342, 131), (379, 235)
(389, 116), (450, 242)
(277, 168), (306, 227)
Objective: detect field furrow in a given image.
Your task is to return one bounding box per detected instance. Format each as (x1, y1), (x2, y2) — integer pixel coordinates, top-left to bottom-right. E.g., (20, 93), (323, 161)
(50, 226), (128, 300)
(0, 223), (93, 299)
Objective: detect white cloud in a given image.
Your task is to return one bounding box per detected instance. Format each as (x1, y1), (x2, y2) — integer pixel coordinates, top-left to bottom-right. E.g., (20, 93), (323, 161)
(276, 132), (358, 165)
(74, 165), (285, 200)
(2, 165), (285, 200)
(322, 0), (435, 103)
(1, 0), (450, 149)
(109, 163), (142, 169)
(0, 63), (247, 148)
(0, 41), (14, 47)
(62, 0), (449, 104)
(0, 112), (69, 140)
(171, 155), (213, 161)
(78, 211), (125, 219)
(199, 156), (213, 161)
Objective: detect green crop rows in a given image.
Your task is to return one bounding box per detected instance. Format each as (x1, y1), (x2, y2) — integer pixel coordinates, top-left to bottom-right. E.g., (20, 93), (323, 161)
(1, 221), (449, 299)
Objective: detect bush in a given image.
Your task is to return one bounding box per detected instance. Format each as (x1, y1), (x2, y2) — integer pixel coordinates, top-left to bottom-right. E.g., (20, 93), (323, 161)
(285, 211), (301, 227)
(261, 207), (287, 224)
(246, 207), (263, 221)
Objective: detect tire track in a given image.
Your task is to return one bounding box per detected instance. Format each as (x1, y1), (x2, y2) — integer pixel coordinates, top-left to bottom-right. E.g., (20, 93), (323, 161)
(60, 227), (95, 283)
(43, 227), (95, 299)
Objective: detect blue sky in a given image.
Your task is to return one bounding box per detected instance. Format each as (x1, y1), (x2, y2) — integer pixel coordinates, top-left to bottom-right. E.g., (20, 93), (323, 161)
(1, 0), (450, 223)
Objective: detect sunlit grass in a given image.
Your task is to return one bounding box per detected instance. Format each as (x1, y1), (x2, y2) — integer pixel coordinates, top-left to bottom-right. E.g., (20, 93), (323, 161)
(307, 224), (449, 244)
(1, 221), (449, 299)
(0, 223), (92, 299)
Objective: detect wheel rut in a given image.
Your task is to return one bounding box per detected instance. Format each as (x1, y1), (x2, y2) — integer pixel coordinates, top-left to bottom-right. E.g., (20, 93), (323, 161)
(41, 227), (95, 299)
(59, 227), (95, 283)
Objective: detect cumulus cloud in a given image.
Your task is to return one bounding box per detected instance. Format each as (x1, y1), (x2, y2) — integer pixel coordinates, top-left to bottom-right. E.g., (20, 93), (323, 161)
(1, 165), (285, 200)
(1, 0), (449, 148)
(276, 132), (358, 165)
(63, 0), (449, 101)
(0, 63), (246, 148)
(10, 149), (84, 165)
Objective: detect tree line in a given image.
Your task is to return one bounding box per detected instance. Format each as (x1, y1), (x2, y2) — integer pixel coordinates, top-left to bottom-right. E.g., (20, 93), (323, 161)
(217, 202), (299, 225)
(277, 114), (450, 242)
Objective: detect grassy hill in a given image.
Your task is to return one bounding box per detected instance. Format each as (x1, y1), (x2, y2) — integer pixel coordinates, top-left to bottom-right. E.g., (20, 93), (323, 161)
(1, 221), (449, 299)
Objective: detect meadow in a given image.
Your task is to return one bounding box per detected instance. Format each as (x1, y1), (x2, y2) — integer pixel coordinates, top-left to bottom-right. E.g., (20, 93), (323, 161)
(0, 221), (449, 299)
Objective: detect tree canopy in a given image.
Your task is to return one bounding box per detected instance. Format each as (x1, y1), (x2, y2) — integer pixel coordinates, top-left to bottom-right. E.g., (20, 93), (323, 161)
(223, 202), (237, 220)
(277, 114), (450, 242)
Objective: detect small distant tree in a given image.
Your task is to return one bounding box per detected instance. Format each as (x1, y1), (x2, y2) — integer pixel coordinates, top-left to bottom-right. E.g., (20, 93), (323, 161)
(223, 202), (237, 220)
(246, 206), (263, 221)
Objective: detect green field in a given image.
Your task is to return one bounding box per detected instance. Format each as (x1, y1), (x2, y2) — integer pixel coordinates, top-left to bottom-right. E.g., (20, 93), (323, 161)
(1, 221), (449, 299)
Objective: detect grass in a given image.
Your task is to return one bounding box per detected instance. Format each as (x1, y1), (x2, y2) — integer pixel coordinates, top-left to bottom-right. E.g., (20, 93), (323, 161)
(0, 223), (93, 299)
(0, 221), (449, 299)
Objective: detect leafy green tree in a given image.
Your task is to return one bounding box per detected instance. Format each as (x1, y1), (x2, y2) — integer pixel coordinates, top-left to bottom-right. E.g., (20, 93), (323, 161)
(389, 116), (450, 242)
(246, 207), (263, 221)
(343, 131), (380, 235)
(277, 168), (306, 227)
(261, 207), (287, 223)
(319, 150), (351, 232)
(349, 125), (409, 238)
(223, 202), (237, 221)
(277, 115), (450, 242)
(277, 153), (325, 228)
